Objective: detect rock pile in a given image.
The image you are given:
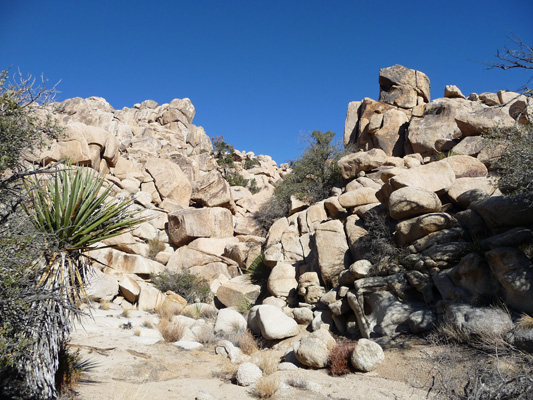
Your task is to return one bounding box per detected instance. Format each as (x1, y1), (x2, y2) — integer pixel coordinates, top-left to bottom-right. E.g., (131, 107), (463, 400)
(32, 64), (533, 378)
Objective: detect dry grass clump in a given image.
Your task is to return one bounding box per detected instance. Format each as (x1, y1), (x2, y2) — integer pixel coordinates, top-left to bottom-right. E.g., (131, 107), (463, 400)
(158, 318), (185, 342)
(256, 351), (280, 376)
(142, 319), (154, 329)
(517, 313), (533, 329)
(285, 373), (309, 389)
(121, 308), (131, 318)
(254, 375), (281, 399)
(328, 340), (355, 376)
(133, 328), (141, 337)
(100, 300), (111, 310)
(156, 300), (183, 320)
(239, 329), (259, 355)
(194, 324), (216, 344)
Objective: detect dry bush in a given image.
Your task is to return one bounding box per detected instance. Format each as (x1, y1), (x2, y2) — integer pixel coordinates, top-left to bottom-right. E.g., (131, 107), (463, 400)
(100, 300), (111, 310)
(194, 324), (216, 344)
(158, 318), (185, 342)
(239, 329), (259, 355)
(517, 313), (533, 329)
(156, 300), (183, 320)
(257, 351), (280, 376)
(121, 308), (131, 318)
(211, 357), (238, 382)
(254, 375), (281, 399)
(329, 340), (355, 376)
(285, 373), (309, 389)
(142, 319), (154, 329)
(134, 328), (141, 337)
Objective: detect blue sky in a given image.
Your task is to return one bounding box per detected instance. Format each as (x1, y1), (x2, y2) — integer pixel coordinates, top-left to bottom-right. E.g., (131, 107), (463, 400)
(2, 1), (532, 164)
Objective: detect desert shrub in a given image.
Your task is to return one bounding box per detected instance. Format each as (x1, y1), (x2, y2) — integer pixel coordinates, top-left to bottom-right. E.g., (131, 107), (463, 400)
(248, 178), (260, 194)
(238, 330), (259, 355)
(157, 318), (185, 342)
(155, 300), (183, 320)
(244, 158), (260, 169)
(257, 351), (280, 376)
(254, 130), (345, 232)
(246, 254), (271, 284)
(146, 237), (166, 260)
(152, 269), (212, 303)
(487, 123), (533, 205)
(211, 135), (235, 168)
(224, 171), (249, 187)
(254, 375), (281, 399)
(328, 340), (355, 376)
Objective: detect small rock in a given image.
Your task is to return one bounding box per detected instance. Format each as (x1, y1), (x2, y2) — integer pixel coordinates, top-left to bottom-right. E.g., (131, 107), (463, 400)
(236, 362), (263, 386)
(350, 339), (385, 372)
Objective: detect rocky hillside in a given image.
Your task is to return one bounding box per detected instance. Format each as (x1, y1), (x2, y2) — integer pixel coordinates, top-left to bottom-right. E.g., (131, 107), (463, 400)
(30, 64), (533, 366)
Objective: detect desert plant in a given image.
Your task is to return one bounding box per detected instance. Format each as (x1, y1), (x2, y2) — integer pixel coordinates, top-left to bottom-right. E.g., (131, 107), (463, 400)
(224, 171), (249, 187)
(146, 237), (166, 260)
(152, 269), (212, 303)
(155, 300), (183, 320)
(244, 158), (260, 170)
(328, 340), (355, 376)
(257, 351), (280, 376)
(238, 330), (259, 355)
(253, 130), (345, 232)
(157, 318), (185, 342)
(254, 375), (281, 399)
(248, 178), (260, 194)
(246, 254), (270, 284)
(211, 136), (235, 168)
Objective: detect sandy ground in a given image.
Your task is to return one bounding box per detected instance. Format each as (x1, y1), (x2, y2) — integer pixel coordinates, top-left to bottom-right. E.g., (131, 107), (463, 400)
(69, 305), (437, 400)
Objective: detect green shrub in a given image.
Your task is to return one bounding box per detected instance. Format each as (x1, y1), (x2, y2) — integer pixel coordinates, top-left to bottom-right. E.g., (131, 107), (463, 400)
(253, 130), (345, 232)
(244, 158), (260, 169)
(246, 254), (270, 284)
(248, 178), (260, 194)
(487, 123), (533, 205)
(152, 269), (212, 303)
(211, 135), (235, 168)
(146, 237), (166, 260)
(224, 171), (249, 187)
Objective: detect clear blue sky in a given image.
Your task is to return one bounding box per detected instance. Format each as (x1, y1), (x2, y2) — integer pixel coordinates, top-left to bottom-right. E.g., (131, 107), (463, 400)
(2, 1), (532, 164)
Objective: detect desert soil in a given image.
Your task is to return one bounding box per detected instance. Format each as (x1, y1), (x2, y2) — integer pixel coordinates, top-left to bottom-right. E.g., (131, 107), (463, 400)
(69, 305), (440, 400)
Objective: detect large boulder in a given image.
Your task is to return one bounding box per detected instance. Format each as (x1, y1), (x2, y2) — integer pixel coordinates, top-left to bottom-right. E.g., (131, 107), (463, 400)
(338, 187), (379, 208)
(444, 155), (487, 178)
(294, 329), (336, 368)
(216, 275), (261, 308)
(344, 101), (362, 146)
(267, 263), (298, 298)
(253, 305), (299, 340)
(470, 196), (533, 230)
(371, 109), (409, 156)
(485, 248), (533, 314)
(388, 187), (442, 220)
(350, 339), (385, 372)
(191, 170), (232, 208)
(394, 213), (457, 245)
(389, 160), (456, 193)
(338, 149), (388, 179)
(145, 157), (192, 206)
(167, 207), (233, 247)
(314, 220), (351, 286)
(379, 65), (430, 109)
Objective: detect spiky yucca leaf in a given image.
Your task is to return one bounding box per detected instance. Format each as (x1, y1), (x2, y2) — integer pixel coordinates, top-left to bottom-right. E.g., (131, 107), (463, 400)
(23, 165), (149, 303)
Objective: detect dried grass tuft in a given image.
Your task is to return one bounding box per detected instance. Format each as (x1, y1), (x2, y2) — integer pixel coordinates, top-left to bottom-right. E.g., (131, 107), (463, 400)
(158, 318), (185, 342)
(254, 375), (281, 399)
(257, 351), (280, 376)
(328, 340), (355, 376)
(156, 300), (183, 320)
(517, 313), (533, 329)
(239, 329), (259, 355)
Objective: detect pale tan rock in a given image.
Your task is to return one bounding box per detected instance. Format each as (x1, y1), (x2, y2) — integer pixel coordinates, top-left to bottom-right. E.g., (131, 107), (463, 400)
(167, 207), (233, 247)
(451, 136), (485, 156)
(112, 156), (144, 180)
(444, 85), (465, 99)
(324, 196), (347, 218)
(166, 247), (224, 271)
(394, 213), (457, 245)
(338, 149), (388, 179)
(306, 203), (328, 231)
(372, 109), (409, 156)
(444, 155), (487, 178)
(216, 275), (261, 308)
(265, 218), (289, 249)
(479, 92), (500, 106)
(379, 65), (429, 109)
(344, 101), (362, 146)
(224, 241), (262, 269)
(447, 177), (495, 207)
(388, 187), (442, 220)
(145, 157), (192, 206)
(188, 237), (240, 257)
(169, 98), (196, 124)
(191, 170), (232, 207)
(119, 275), (141, 303)
(289, 196), (309, 216)
(455, 107), (515, 136)
(390, 160), (455, 192)
(137, 282), (166, 311)
(338, 187), (379, 208)
(88, 248), (164, 275)
(294, 328), (336, 368)
(314, 220), (351, 286)
(85, 267), (119, 301)
(267, 263), (297, 298)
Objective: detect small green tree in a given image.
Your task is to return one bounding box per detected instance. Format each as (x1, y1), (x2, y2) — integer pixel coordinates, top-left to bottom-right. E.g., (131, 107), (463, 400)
(254, 130), (345, 233)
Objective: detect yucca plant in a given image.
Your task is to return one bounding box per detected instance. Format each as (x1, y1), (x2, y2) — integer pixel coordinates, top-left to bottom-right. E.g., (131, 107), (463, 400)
(16, 164), (148, 399)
